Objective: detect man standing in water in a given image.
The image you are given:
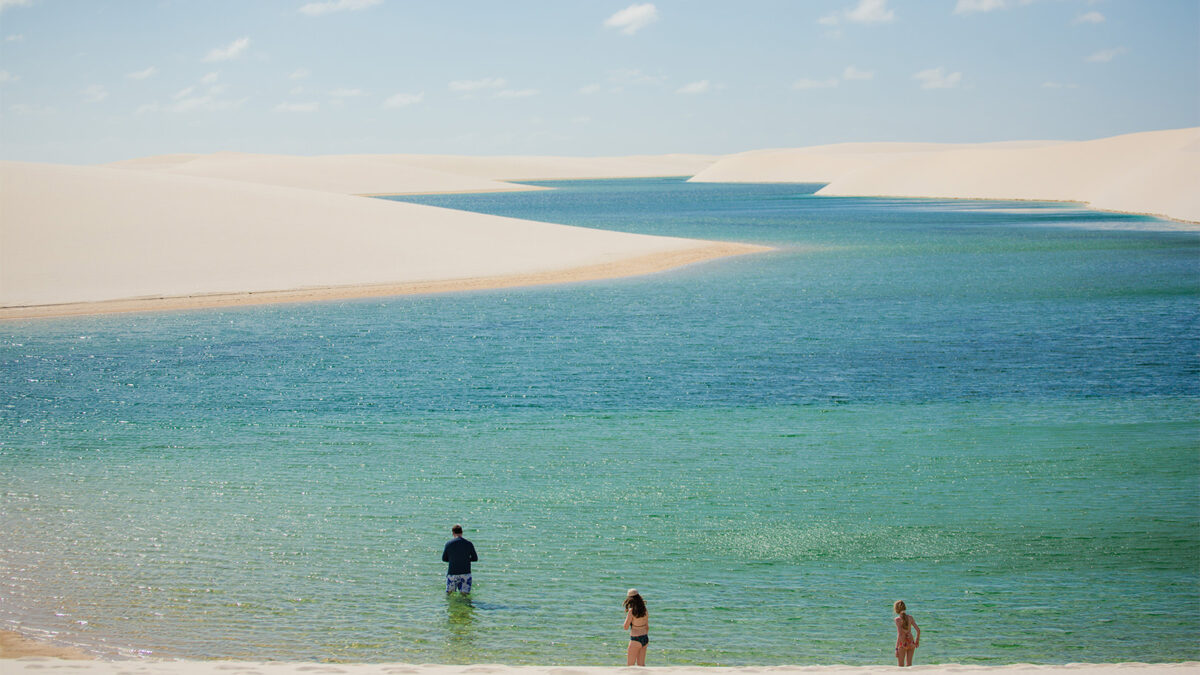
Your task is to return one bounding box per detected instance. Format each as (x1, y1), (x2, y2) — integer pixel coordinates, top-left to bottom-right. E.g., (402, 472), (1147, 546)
(442, 524), (478, 595)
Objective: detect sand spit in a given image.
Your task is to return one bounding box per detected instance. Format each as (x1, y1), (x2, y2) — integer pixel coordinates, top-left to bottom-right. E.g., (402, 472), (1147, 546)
(0, 161), (763, 317)
(690, 128), (1200, 224)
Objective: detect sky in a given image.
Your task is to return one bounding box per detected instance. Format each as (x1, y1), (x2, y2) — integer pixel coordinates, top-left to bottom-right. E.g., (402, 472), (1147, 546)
(0, 0), (1196, 164)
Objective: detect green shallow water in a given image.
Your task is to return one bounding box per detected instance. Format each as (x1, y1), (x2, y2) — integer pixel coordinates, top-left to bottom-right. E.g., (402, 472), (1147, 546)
(2, 179), (1198, 664)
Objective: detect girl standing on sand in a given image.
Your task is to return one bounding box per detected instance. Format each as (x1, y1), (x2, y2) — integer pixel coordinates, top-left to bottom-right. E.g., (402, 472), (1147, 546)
(623, 589), (649, 666)
(894, 600), (921, 667)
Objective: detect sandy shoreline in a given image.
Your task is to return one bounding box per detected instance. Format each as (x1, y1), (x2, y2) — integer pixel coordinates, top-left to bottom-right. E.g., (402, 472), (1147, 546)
(0, 242), (768, 320)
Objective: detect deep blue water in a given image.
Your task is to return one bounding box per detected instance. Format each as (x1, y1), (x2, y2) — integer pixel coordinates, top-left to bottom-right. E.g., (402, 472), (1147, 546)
(2, 179), (1197, 665)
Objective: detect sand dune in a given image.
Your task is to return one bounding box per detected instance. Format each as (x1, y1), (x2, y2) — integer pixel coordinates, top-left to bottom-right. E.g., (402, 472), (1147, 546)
(690, 128), (1199, 224)
(109, 153), (718, 196)
(107, 152), (536, 196)
(0, 161), (763, 317)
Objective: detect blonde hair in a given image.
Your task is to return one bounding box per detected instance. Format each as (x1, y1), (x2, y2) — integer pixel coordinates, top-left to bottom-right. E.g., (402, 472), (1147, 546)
(894, 600), (909, 630)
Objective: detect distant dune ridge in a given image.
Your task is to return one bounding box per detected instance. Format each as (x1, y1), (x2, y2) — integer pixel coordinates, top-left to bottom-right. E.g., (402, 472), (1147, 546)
(690, 127), (1200, 224)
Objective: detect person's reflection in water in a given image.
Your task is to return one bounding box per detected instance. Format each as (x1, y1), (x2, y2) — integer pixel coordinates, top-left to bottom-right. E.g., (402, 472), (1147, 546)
(445, 592), (477, 661)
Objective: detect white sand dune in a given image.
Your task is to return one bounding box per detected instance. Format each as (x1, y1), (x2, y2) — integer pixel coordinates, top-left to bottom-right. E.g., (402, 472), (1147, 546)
(108, 153), (718, 196)
(107, 152), (535, 196)
(0, 161), (763, 317)
(689, 128), (1200, 224)
(3, 658), (1198, 675)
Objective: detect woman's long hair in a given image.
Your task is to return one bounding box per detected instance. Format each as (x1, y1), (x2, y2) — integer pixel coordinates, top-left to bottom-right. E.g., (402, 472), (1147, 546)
(624, 592), (647, 618)
(894, 600), (909, 630)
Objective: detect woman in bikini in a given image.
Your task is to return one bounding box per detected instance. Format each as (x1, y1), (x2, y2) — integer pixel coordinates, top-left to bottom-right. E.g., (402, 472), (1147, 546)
(894, 600), (921, 667)
(623, 588), (649, 666)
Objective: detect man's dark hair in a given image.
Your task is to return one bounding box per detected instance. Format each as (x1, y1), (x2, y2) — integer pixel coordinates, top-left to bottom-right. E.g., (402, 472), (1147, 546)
(451, 524), (463, 535)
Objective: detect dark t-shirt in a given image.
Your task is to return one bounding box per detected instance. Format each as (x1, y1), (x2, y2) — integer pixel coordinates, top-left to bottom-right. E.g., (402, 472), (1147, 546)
(442, 537), (478, 575)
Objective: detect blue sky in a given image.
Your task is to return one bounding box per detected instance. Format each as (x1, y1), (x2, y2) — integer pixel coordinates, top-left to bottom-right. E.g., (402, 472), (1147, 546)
(0, 0), (1196, 164)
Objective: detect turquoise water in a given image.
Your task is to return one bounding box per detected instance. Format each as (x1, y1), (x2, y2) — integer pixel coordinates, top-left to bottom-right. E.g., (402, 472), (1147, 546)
(2, 179), (1198, 665)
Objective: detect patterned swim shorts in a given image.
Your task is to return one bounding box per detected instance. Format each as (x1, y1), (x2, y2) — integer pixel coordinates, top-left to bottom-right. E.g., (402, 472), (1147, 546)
(446, 573), (472, 593)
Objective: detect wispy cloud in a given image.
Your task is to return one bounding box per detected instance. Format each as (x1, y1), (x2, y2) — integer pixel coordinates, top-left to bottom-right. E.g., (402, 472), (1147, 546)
(820, 0), (895, 26)
(842, 65), (875, 80)
(496, 88), (539, 99)
(0, 0), (33, 12)
(1073, 11), (1105, 24)
(913, 67), (962, 89)
(275, 101), (319, 112)
(578, 83), (602, 95)
(954, 0), (1007, 15)
(792, 77), (839, 90)
(383, 91), (423, 108)
(1086, 47), (1127, 63)
(289, 68), (310, 80)
(448, 77), (506, 92)
(299, 0), (381, 17)
(203, 37), (250, 62)
(5, 33), (23, 41)
(604, 3), (659, 35)
(126, 66), (158, 80)
(846, 0), (895, 23)
(608, 68), (666, 86)
(0, 70), (18, 84)
(9, 103), (56, 115)
(201, 72), (219, 85)
(82, 84), (108, 103)
(676, 80), (711, 94)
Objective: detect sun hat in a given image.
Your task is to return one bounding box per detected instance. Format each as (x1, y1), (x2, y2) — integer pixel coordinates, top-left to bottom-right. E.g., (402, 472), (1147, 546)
(627, 588), (639, 596)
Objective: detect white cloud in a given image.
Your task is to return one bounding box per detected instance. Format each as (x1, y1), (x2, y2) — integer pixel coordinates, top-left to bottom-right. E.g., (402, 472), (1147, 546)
(913, 67), (962, 89)
(299, 0), (381, 16)
(173, 86), (196, 100)
(82, 84), (108, 102)
(792, 77), (839, 90)
(201, 72), (219, 85)
(1086, 47), (1127, 63)
(0, 0), (33, 12)
(449, 77), (506, 92)
(604, 3), (659, 35)
(0, 70), (18, 84)
(126, 66), (158, 80)
(676, 80), (711, 94)
(496, 88), (539, 98)
(329, 87), (364, 97)
(203, 37), (250, 62)
(818, 13), (840, 26)
(1074, 11), (1105, 24)
(954, 0), (1006, 14)
(842, 65), (874, 80)
(383, 91), (423, 108)
(5, 34), (23, 41)
(845, 0), (894, 23)
(275, 101), (319, 112)
(289, 68), (310, 80)
(578, 83), (602, 95)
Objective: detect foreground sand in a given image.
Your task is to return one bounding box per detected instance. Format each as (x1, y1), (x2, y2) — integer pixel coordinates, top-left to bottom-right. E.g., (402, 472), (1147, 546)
(690, 128), (1200, 224)
(0, 160), (765, 319)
